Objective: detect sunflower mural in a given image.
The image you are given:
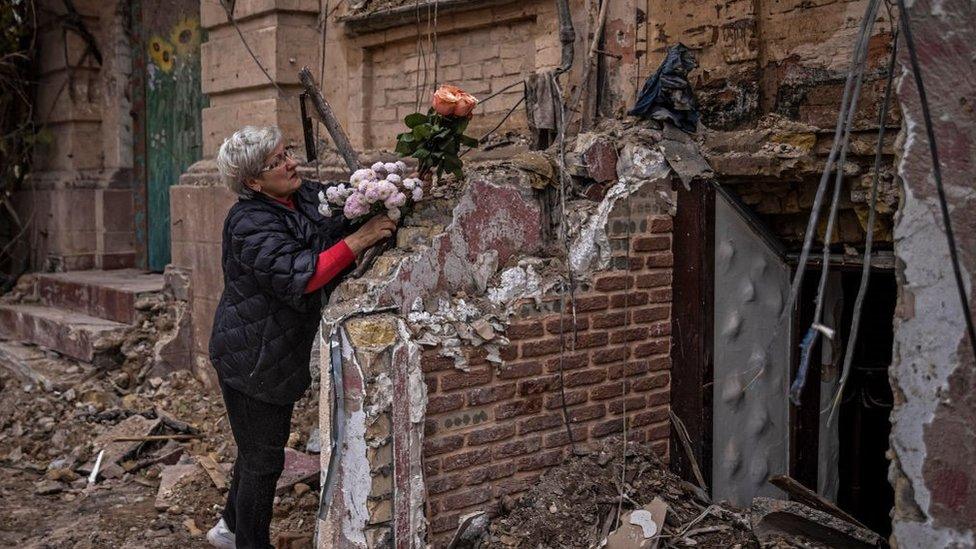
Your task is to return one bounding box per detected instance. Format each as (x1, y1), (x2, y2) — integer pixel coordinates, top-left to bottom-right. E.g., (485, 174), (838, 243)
(148, 35), (175, 72)
(169, 17), (201, 56)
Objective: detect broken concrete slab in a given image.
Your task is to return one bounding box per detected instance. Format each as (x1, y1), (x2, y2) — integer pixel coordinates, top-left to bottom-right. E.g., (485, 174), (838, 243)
(155, 462), (205, 511)
(604, 498), (667, 549)
(0, 340), (92, 392)
(0, 303), (129, 364)
(750, 497), (884, 548)
(275, 448), (320, 495)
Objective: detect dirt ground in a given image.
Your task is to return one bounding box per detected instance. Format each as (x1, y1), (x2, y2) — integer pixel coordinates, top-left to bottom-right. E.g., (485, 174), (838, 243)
(0, 365), (322, 548)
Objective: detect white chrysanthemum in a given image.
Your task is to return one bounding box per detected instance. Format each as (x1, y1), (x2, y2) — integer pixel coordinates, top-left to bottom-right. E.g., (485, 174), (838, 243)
(411, 186), (423, 202)
(386, 173), (402, 185)
(383, 162), (400, 175)
(318, 203), (333, 217)
(387, 207), (401, 221)
(395, 161), (408, 173)
(371, 161), (386, 174)
(318, 190), (327, 203)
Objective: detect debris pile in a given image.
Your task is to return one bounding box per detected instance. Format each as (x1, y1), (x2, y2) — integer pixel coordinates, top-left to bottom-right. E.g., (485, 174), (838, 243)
(0, 354), (321, 547)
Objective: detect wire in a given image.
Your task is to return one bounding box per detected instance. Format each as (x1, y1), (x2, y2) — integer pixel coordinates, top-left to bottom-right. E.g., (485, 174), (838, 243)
(827, 29), (899, 424)
(896, 0), (976, 361)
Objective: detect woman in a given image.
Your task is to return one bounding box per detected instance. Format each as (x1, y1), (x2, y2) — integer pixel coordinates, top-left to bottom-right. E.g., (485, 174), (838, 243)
(206, 126), (396, 549)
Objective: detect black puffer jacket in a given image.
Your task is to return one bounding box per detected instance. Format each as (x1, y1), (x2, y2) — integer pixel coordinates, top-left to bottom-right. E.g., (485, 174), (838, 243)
(210, 180), (350, 404)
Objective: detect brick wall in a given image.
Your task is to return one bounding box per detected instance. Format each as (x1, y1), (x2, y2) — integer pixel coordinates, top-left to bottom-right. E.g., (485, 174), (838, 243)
(420, 213), (674, 543)
(362, 21), (533, 148)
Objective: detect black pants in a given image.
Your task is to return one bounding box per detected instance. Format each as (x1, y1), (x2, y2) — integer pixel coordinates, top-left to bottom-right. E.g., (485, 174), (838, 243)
(219, 380), (295, 549)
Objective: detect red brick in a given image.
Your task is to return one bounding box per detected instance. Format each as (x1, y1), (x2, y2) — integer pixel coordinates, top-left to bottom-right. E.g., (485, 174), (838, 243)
(440, 369), (491, 391)
(425, 458), (440, 477)
(634, 339), (669, 357)
(594, 274), (634, 292)
(609, 327), (650, 344)
(545, 389), (588, 409)
(497, 361), (543, 379)
(521, 337), (563, 358)
(647, 320), (671, 336)
(507, 320), (545, 340)
(495, 396), (543, 420)
(493, 436), (542, 458)
(424, 435), (465, 456)
(441, 448), (492, 471)
(428, 473), (465, 495)
(590, 381), (626, 400)
(565, 368), (607, 387)
(608, 395), (647, 415)
(592, 311), (627, 329)
(651, 439), (669, 460)
(632, 406), (669, 427)
(611, 292), (649, 307)
(518, 413), (564, 434)
(466, 383), (517, 406)
(464, 466), (492, 486)
(633, 372), (670, 392)
(518, 375), (558, 396)
(649, 216), (673, 232)
(493, 474), (538, 497)
(543, 425), (588, 448)
(545, 316), (590, 334)
(632, 306), (670, 324)
(574, 331), (609, 349)
(430, 512), (461, 533)
(645, 252), (674, 268)
(623, 361), (651, 377)
(591, 417), (625, 438)
(647, 421), (670, 441)
(467, 424), (516, 446)
(422, 354), (456, 373)
(545, 352), (589, 372)
(575, 295), (609, 312)
(425, 419), (438, 437)
(427, 393), (465, 414)
(499, 345), (519, 361)
(488, 461), (517, 480)
(568, 403), (606, 423)
(646, 389), (669, 407)
(636, 272), (672, 288)
(648, 288), (672, 304)
(633, 235), (670, 252)
(517, 448), (565, 471)
(441, 486), (492, 509)
(426, 376), (439, 394)
(592, 346), (630, 364)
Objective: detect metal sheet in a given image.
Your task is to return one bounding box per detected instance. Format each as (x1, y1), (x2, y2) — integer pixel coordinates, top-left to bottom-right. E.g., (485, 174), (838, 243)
(712, 192), (791, 506)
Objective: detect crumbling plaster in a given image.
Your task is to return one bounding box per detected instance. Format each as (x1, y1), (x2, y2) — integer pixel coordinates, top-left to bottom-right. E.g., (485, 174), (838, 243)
(889, 0), (976, 546)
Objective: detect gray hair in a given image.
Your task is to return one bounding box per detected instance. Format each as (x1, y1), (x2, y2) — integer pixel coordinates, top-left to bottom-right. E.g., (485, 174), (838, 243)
(215, 125), (283, 198)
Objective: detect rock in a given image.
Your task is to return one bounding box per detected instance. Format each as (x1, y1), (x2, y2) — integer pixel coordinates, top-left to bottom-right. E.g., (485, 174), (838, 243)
(617, 144), (669, 181)
(34, 480), (64, 495)
(155, 463), (204, 511)
(580, 135), (618, 183)
(293, 483), (311, 497)
(275, 448), (319, 495)
(287, 431), (301, 449)
(306, 427), (321, 454)
(183, 518), (203, 537)
(46, 468), (79, 482)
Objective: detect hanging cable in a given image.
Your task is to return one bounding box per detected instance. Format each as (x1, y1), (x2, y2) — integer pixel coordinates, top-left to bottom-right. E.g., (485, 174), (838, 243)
(895, 0), (976, 360)
(826, 29), (899, 424)
(789, 0), (880, 405)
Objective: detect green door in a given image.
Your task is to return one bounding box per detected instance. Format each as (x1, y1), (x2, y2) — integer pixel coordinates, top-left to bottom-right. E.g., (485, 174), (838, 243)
(143, 3), (207, 271)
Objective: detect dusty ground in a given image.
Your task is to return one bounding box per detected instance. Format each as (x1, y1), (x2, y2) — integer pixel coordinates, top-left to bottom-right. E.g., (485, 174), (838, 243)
(0, 364), (322, 548)
(483, 439), (759, 548)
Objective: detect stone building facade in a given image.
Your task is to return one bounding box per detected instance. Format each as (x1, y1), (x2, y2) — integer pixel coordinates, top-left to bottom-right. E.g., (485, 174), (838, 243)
(13, 0), (975, 546)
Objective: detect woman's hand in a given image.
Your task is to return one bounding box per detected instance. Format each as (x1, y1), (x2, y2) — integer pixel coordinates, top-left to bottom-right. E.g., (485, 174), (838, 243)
(344, 214), (398, 255)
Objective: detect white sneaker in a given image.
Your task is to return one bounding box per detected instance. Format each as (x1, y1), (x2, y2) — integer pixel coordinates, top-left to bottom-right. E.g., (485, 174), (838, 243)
(206, 518), (236, 548)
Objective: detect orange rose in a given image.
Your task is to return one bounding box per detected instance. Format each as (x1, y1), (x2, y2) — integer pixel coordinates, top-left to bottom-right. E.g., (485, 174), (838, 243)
(432, 84), (479, 117)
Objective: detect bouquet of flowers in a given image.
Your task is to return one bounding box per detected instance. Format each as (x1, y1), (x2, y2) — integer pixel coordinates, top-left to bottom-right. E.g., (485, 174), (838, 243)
(317, 160), (424, 222)
(395, 84), (480, 180)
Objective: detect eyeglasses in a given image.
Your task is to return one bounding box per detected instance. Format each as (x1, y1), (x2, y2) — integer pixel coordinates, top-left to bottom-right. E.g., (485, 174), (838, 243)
(261, 147), (296, 173)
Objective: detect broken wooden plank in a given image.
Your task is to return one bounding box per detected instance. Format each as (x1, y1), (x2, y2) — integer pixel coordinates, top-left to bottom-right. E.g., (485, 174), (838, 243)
(197, 455), (228, 491)
(769, 475), (869, 530)
(111, 434), (201, 442)
(297, 67), (360, 172)
(84, 415), (163, 476)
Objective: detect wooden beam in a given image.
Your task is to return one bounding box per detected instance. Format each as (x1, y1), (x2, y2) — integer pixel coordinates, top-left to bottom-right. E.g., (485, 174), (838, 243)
(298, 67), (360, 173)
(770, 474), (869, 530)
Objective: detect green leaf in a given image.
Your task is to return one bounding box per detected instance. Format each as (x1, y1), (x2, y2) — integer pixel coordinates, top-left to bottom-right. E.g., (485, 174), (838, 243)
(414, 125), (432, 139)
(400, 133), (416, 143)
(460, 135), (480, 148)
(404, 113), (427, 128)
(457, 118), (470, 134)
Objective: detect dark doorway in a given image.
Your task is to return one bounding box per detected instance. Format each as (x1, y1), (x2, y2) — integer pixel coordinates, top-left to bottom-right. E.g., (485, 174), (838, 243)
(791, 269), (896, 538)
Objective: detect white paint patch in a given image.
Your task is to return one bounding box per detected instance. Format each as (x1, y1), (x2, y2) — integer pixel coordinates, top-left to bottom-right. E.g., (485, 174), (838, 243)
(338, 329), (370, 548)
(628, 510), (658, 538)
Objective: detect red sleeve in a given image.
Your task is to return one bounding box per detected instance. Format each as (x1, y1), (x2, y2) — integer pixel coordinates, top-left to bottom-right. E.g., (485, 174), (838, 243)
(304, 240), (356, 293)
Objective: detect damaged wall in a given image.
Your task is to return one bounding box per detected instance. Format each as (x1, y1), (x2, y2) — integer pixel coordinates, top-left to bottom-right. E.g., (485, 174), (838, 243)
(317, 134), (677, 546)
(889, 0), (976, 546)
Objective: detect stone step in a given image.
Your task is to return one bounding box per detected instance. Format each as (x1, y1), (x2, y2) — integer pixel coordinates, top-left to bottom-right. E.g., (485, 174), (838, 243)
(35, 269), (164, 325)
(0, 303), (129, 365)
(0, 340), (94, 392)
